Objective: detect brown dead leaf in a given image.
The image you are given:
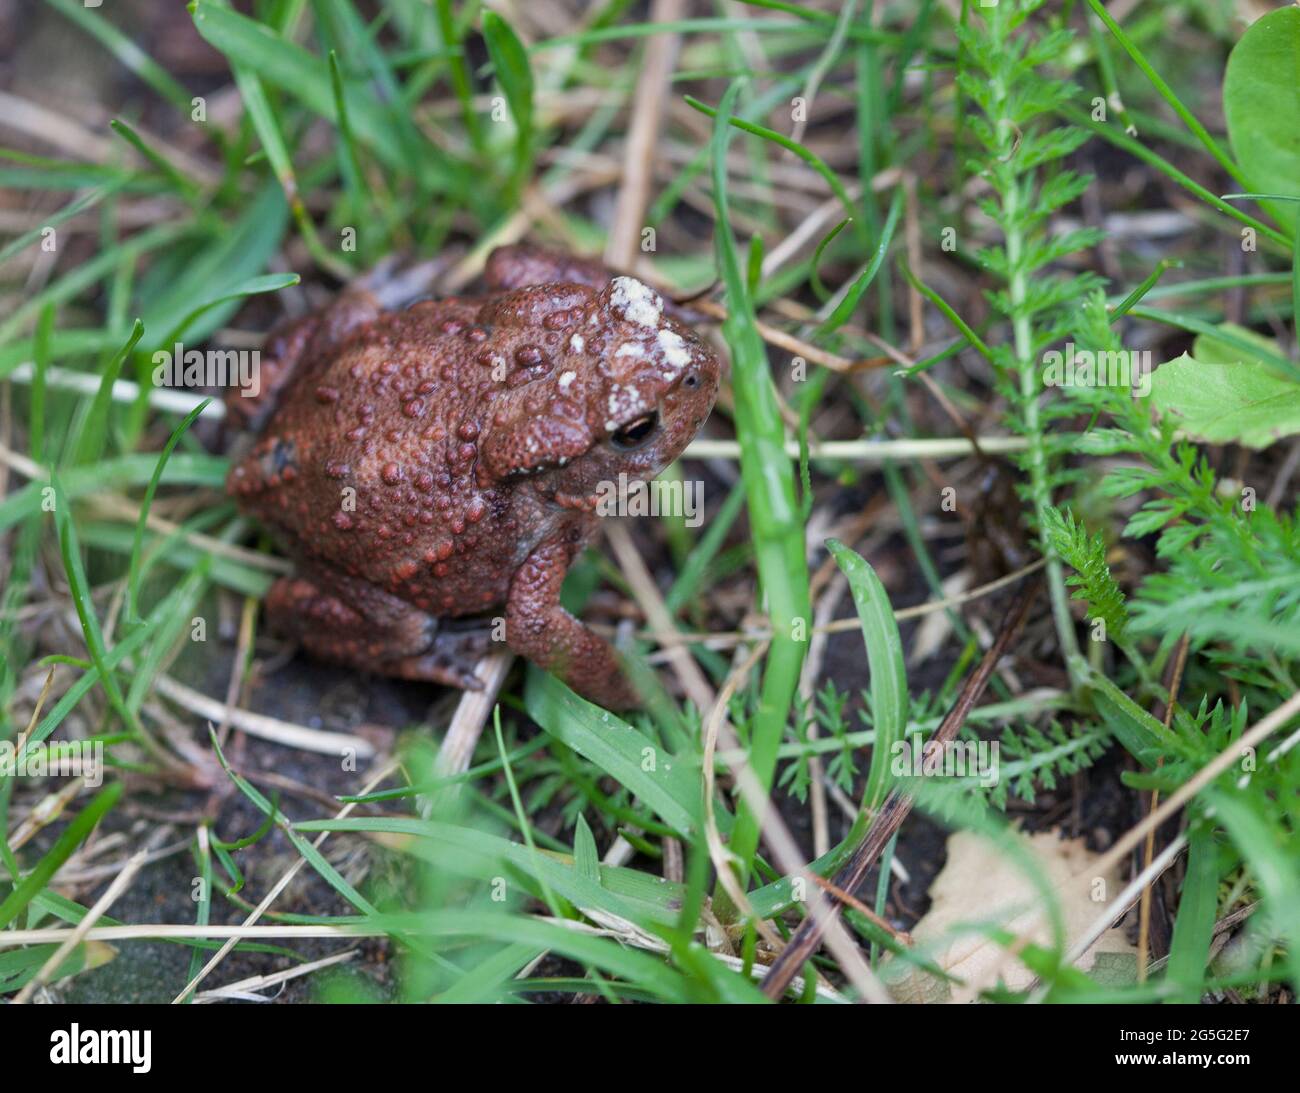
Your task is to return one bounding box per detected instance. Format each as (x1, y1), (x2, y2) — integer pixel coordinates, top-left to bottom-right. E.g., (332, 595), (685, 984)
(885, 829), (1136, 1002)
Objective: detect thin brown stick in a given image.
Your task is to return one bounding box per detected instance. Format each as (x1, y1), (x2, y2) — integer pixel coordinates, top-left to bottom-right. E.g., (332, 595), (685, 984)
(808, 872), (913, 947)
(606, 521), (716, 712)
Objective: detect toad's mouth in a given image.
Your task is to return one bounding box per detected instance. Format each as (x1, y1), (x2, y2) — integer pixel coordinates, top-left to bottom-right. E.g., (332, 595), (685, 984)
(610, 410), (658, 451)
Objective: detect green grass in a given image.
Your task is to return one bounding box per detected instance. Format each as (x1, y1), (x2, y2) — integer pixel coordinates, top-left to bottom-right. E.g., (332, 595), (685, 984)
(0, 0), (1297, 1006)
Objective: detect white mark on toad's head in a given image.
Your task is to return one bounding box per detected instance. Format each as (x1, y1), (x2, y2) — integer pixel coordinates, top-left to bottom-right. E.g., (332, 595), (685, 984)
(657, 328), (691, 370)
(609, 276), (663, 329)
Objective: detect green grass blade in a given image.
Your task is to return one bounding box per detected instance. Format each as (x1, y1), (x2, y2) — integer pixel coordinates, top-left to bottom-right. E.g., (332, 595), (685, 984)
(817, 187), (903, 336)
(686, 94), (857, 224)
(482, 10), (535, 198)
(69, 318), (144, 467)
(51, 473), (146, 744)
(1064, 106), (1287, 250)
(524, 670), (706, 837)
(327, 50), (368, 217)
(29, 305), (53, 463)
(1083, 0), (1245, 186)
(45, 0), (193, 111)
(190, 0), (415, 177)
(156, 271), (299, 348)
(826, 539), (907, 811)
(125, 398), (212, 627)
(0, 784), (122, 930)
(1207, 790), (1300, 995)
(196, 729), (380, 988)
(1163, 823), (1219, 1004)
(0, 183), (123, 266)
(109, 119), (201, 198)
(435, 0), (484, 154)
(230, 65), (350, 278)
(708, 78), (811, 894)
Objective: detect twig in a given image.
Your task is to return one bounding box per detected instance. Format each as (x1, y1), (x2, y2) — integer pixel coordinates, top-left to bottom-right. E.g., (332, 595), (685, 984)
(155, 674), (377, 758)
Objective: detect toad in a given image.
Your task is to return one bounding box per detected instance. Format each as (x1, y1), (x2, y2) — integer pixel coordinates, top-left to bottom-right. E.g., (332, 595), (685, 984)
(226, 246), (720, 709)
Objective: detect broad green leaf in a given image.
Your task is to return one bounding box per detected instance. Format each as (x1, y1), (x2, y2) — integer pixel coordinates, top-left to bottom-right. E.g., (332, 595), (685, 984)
(1223, 7), (1300, 235)
(1150, 348), (1300, 449)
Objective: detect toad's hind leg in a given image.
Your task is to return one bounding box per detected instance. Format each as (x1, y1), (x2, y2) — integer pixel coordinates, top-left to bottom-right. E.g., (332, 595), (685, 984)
(264, 576), (491, 690)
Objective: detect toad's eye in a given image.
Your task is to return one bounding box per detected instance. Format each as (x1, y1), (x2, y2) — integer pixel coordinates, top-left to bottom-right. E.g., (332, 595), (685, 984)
(611, 412), (658, 450)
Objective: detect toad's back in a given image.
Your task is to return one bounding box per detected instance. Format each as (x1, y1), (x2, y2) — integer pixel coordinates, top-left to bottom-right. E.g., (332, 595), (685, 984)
(227, 294), (586, 617)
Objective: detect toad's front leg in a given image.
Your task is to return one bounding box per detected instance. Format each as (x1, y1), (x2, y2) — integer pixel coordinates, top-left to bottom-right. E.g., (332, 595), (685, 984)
(506, 535), (640, 709)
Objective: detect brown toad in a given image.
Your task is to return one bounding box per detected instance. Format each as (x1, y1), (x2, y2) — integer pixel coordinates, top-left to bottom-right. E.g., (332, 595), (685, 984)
(226, 246), (720, 709)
